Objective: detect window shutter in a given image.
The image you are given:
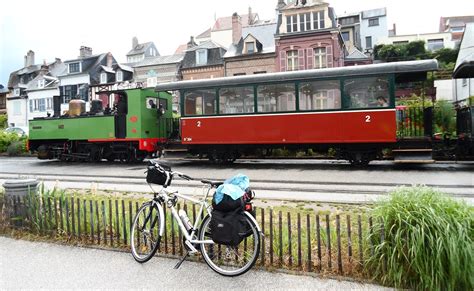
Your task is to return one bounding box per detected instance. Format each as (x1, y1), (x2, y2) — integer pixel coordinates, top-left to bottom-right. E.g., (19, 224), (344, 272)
(326, 46), (333, 68)
(307, 48), (314, 69)
(298, 49), (305, 70)
(279, 51), (286, 72)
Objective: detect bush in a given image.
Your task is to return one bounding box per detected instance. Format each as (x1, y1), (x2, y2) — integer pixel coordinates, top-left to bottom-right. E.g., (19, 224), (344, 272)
(0, 115), (7, 129)
(7, 140), (26, 156)
(0, 132), (21, 152)
(367, 187), (473, 290)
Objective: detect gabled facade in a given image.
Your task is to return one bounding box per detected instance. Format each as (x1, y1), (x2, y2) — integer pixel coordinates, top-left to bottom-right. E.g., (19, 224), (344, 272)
(224, 13), (277, 76)
(58, 47), (118, 110)
(275, 0), (345, 72)
(6, 50), (64, 130)
(195, 7), (260, 48)
(126, 37), (160, 64)
(181, 40), (227, 81)
(133, 54), (184, 87)
(337, 12), (361, 53)
(439, 15), (474, 44)
(0, 85), (8, 115)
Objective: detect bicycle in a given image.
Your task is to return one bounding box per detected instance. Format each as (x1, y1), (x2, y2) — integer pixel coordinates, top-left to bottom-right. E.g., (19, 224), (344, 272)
(130, 160), (262, 276)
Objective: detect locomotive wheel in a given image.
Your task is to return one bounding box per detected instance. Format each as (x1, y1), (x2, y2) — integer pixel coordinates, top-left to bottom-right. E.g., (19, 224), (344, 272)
(87, 145), (102, 162)
(348, 152), (370, 167)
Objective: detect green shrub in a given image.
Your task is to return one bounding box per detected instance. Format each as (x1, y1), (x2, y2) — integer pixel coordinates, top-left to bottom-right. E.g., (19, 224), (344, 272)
(0, 132), (21, 152)
(0, 115), (7, 129)
(367, 186), (473, 290)
(7, 140), (26, 156)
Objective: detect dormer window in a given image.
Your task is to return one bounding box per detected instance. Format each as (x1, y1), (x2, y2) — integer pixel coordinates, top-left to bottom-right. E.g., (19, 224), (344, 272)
(246, 42), (255, 54)
(14, 88), (21, 96)
(196, 49), (208, 65)
(116, 70), (123, 82)
(68, 62), (81, 73)
(38, 79), (45, 89)
(100, 72), (107, 84)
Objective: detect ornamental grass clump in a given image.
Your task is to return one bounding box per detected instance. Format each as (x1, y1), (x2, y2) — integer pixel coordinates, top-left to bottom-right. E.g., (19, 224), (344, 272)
(367, 186), (473, 290)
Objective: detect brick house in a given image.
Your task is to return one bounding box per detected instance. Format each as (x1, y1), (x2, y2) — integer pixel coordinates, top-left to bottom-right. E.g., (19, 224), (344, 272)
(275, 0), (345, 72)
(181, 40), (227, 81)
(224, 13), (277, 76)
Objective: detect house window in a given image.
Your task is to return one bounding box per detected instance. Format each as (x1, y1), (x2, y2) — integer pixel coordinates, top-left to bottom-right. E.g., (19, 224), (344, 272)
(366, 36), (373, 49)
(29, 100), (34, 112)
(246, 42), (255, 54)
(393, 41), (409, 45)
(368, 18), (379, 27)
(46, 98), (52, 110)
(427, 39), (445, 51)
(313, 11), (325, 29)
(68, 62), (80, 73)
(286, 15), (298, 32)
(147, 77), (157, 88)
(62, 85), (78, 103)
(314, 48), (327, 69)
(38, 79), (45, 89)
(14, 88), (20, 96)
(287, 50), (299, 71)
(100, 73), (107, 84)
(116, 70), (123, 82)
(196, 49), (208, 65)
(38, 99), (46, 112)
(341, 31), (350, 42)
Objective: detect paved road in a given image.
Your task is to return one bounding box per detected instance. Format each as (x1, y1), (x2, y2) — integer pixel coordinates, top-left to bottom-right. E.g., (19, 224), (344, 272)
(1, 157), (472, 203)
(0, 237), (387, 290)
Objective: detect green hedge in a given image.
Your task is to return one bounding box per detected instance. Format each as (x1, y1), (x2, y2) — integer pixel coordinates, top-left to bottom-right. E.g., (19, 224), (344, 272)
(0, 132), (27, 154)
(367, 187), (473, 290)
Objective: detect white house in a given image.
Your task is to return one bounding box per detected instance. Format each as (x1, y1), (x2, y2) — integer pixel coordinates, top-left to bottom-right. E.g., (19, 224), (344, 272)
(378, 32), (456, 51)
(360, 8), (388, 53)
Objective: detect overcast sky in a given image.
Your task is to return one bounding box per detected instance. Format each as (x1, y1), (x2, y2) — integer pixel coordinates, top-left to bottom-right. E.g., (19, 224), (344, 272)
(1, 0), (473, 86)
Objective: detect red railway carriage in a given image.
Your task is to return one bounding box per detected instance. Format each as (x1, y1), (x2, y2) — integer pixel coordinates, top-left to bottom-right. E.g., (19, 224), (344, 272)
(155, 60), (438, 165)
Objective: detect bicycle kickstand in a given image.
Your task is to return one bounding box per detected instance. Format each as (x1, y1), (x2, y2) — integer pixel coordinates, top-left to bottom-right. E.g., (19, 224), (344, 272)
(174, 250), (190, 269)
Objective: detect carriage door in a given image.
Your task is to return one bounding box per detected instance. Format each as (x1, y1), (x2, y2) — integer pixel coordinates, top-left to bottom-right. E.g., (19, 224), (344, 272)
(115, 94), (128, 138)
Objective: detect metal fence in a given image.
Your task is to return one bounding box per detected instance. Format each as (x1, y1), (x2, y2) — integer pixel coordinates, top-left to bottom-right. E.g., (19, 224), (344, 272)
(0, 194), (383, 276)
(396, 107), (433, 138)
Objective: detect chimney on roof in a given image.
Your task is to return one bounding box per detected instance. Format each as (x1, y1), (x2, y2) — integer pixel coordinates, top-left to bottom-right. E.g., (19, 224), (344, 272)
(79, 46), (93, 58)
(107, 53), (113, 68)
(132, 36), (138, 49)
(40, 60), (48, 74)
(187, 36), (197, 49)
(248, 7), (252, 25)
(24, 50), (35, 67)
(232, 12), (242, 45)
(277, 0), (286, 10)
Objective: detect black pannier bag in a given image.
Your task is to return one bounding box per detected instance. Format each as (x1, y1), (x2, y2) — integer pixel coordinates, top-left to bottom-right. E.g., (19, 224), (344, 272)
(212, 193), (244, 212)
(146, 163), (172, 186)
(210, 209), (251, 246)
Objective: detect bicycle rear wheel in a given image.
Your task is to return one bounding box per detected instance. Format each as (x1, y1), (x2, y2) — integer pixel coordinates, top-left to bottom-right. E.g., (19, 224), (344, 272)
(130, 201), (163, 263)
(198, 212), (260, 276)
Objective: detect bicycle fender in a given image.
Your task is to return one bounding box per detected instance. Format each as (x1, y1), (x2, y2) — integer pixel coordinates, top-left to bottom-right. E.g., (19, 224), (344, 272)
(155, 202), (165, 237)
(244, 211), (263, 236)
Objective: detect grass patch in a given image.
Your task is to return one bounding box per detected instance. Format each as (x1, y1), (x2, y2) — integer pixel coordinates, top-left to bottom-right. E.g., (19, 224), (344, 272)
(367, 186), (473, 290)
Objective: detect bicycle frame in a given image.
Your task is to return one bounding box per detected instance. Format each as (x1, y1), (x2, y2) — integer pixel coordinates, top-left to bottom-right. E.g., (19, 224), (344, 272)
(156, 186), (215, 246)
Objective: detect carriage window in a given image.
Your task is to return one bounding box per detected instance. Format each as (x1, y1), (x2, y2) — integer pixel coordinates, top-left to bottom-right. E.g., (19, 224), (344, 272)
(257, 83), (296, 113)
(219, 86), (255, 114)
(344, 77), (389, 109)
(299, 80), (341, 110)
(184, 89), (216, 116)
(146, 97), (157, 109)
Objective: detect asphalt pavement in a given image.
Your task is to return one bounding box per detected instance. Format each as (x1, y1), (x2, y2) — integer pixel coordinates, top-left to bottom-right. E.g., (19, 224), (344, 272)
(0, 237), (388, 290)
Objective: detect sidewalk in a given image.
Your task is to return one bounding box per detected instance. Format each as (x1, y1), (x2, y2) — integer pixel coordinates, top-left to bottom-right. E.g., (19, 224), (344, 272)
(0, 237), (389, 290)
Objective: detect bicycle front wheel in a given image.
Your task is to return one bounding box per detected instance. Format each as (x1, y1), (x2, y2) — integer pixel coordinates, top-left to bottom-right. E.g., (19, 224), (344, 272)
(130, 201), (163, 263)
(198, 212), (260, 276)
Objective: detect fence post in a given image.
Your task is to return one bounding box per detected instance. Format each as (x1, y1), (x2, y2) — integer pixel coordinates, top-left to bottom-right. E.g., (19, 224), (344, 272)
(95, 201), (100, 244)
(358, 214), (363, 268)
(102, 201), (107, 245)
(47, 197), (52, 234)
(347, 215), (352, 266)
(65, 198), (70, 236)
(90, 200), (94, 243)
(278, 211), (283, 267)
(71, 198), (75, 238)
(316, 214), (321, 271)
(53, 198), (58, 233)
(269, 209), (274, 266)
(109, 200), (113, 246)
(306, 214), (311, 272)
(260, 208), (265, 266)
(77, 198), (81, 238)
(297, 213), (302, 269)
(336, 215), (343, 274)
(326, 214), (331, 270)
(114, 200), (119, 243)
(121, 200), (127, 245)
(287, 212), (292, 267)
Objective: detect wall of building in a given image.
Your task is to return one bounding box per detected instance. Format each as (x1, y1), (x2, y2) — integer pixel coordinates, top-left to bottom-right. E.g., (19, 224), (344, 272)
(6, 98), (28, 131)
(181, 66), (225, 81)
(434, 79), (454, 101)
(275, 32), (343, 72)
(454, 78), (474, 102)
(210, 30), (232, 49)
(360, 9), (388, 52)
(378, 32), (456, 50)
(134, 64), (180, 86)
(225, 54), (276, 76)
(27, 88), (58, 119)
(278, 5), (333, 34)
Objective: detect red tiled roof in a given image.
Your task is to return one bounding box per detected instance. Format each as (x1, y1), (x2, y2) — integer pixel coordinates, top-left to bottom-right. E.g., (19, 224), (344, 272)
(174, 44), (188, 54)
(212, 13), (257, 31)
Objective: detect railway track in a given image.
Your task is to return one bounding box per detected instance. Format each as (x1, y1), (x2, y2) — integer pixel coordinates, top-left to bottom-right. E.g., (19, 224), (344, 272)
(1, 172), (472, 204)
